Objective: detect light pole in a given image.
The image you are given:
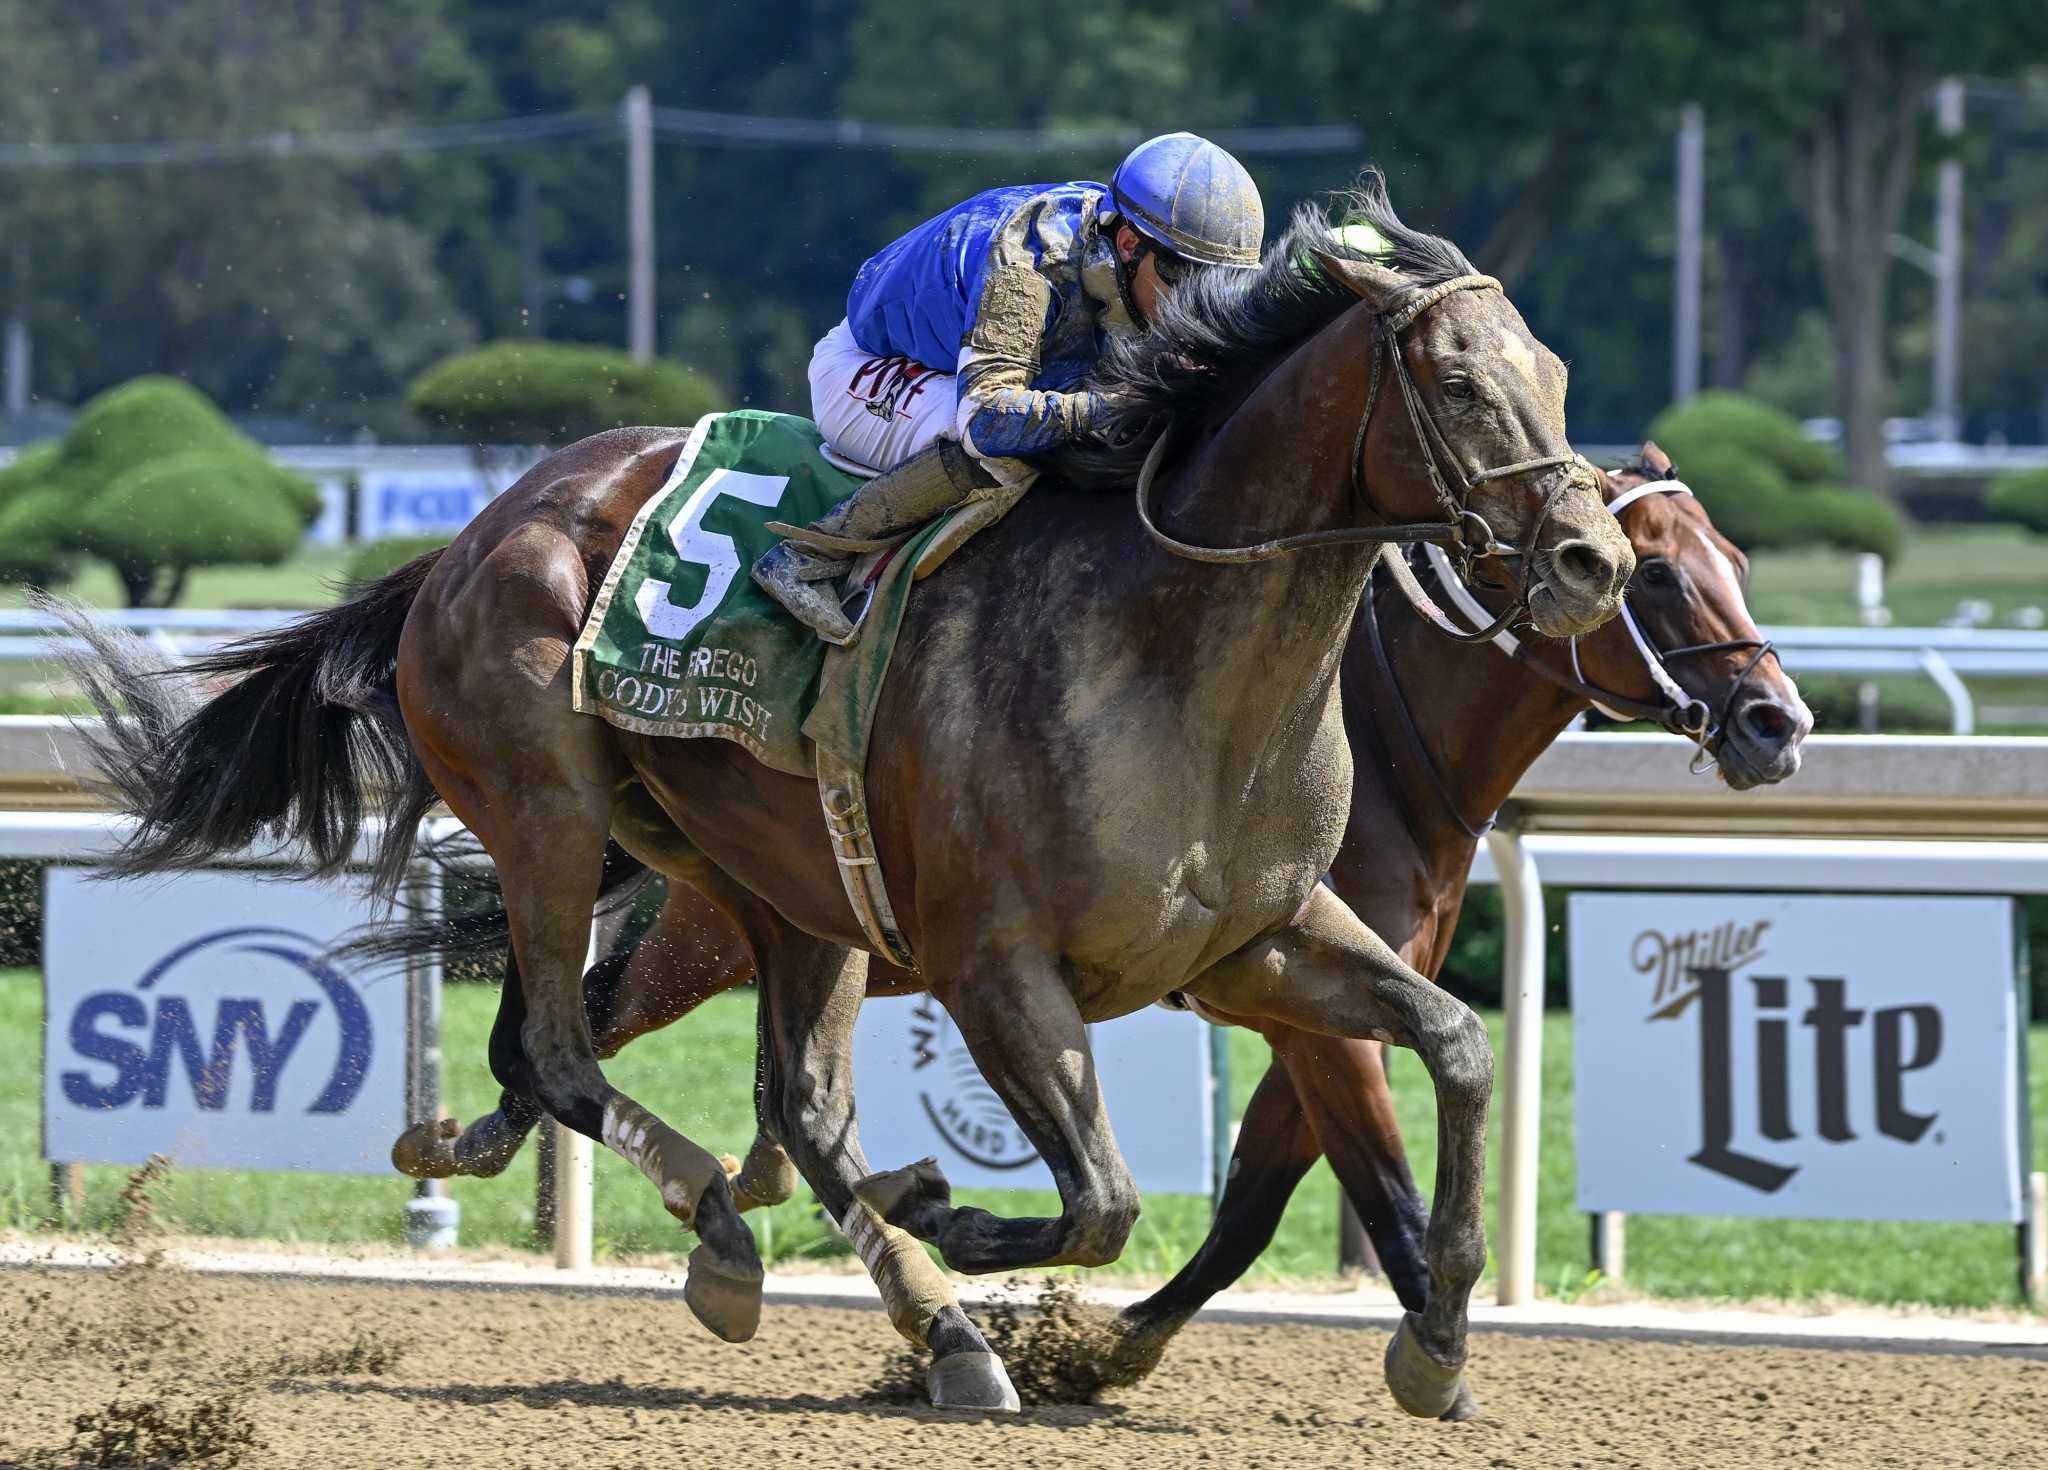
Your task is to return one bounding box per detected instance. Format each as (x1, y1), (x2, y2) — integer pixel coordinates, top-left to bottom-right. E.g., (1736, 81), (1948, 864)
(1887, 78), (1964, 440)
(624, 86), (655, 363)
(1672, 104), (1704, 406)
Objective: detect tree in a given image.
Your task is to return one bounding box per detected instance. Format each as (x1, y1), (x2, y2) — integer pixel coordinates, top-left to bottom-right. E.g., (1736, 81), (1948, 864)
(19, 376), (319, 605)
(0, 0), (487, 433)
(0, 441), (72, 586)
(407, 341), (724, 445)
(1689, 2), (2048, 499)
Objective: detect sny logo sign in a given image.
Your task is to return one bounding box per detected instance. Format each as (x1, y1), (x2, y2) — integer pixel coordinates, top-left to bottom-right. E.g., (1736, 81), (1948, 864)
(61, 927), (373, 1115)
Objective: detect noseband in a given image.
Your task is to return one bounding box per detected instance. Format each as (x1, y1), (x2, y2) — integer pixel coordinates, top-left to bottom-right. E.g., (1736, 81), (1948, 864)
(1134, 273), (1593, 643)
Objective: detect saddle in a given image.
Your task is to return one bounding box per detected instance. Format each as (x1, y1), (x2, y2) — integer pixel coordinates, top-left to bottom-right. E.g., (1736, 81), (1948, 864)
(572, 410), (993, 971)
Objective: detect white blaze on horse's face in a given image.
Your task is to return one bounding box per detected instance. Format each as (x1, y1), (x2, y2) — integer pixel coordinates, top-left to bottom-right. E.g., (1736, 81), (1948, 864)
(1692, 527), (1743, 595)
(1496, 330), (1540, 387)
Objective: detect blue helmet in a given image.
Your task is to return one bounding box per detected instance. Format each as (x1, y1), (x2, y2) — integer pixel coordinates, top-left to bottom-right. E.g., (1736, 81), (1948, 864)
(1110, 132), (1264, 270)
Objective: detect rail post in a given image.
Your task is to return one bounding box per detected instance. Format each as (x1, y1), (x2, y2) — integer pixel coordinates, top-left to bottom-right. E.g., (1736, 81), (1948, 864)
(1590, 1210), (1626, 1285)
(551, 921), (601, 1270)
(47, 1161), (84, 1223)
(402, 862), (459, 1250)
(2026, 1172), (2046, 1308)
(1486, 818), (1544, 1307)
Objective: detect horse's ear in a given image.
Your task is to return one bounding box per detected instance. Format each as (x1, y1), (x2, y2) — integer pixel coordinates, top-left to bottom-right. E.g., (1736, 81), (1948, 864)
(1314, 252), (1407, 310)
(1638, 441), (1675, 476)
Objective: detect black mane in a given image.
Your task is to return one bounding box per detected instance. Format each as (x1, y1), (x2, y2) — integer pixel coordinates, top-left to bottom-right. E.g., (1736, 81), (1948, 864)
(1052, 168), (1477, 488)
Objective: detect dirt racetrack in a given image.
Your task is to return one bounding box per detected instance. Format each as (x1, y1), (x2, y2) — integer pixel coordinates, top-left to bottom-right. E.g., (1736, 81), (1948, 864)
(7, 1259), (2047, 1470)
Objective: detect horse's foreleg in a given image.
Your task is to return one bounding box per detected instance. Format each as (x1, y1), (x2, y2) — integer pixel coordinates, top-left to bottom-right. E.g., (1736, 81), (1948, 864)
(1190, 886), (1490, 1420)
(1271, 1031), (1433, 1312)
(1274, 1028), (1481, 1422)
(865, 958), (1139, 1276)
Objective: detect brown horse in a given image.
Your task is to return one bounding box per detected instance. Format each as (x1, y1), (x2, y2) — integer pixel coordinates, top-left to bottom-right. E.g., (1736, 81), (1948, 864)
(60, 182), (1630, 1415)
(388, 444), (1806, 1419)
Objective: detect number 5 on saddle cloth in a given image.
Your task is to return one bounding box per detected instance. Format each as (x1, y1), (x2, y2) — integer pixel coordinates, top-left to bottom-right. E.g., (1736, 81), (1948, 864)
(572, 409), (994, 969)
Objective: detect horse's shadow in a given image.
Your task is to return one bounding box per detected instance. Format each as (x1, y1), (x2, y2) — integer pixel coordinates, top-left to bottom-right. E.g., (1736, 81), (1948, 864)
(274, 1376), (1166, 1431)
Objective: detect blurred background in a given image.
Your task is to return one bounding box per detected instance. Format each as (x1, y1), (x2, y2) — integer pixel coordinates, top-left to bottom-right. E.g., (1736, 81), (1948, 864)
(2, 0), (2046, 1301)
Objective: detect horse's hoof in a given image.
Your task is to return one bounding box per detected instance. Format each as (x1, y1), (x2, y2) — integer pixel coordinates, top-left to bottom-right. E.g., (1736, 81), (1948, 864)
(1384, 1313), (1464, 1419)
(1439, 1380), (1482, 1422)
(730, 1136), (800, 1212)
(853, 1157), (951, 1226)
(390, 1117), (460, 1179)
(684, 1241), (764, 1343)
(1096, 1313), (1171, 1389)
(927, 1350), (1020, 1413)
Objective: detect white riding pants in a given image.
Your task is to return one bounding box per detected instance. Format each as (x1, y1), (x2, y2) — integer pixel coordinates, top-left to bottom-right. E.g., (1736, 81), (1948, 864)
(807, 320), (958, 475)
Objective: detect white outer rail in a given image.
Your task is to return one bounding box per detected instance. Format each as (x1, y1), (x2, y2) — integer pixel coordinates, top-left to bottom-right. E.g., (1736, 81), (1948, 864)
(7, 720), (2048, 1301)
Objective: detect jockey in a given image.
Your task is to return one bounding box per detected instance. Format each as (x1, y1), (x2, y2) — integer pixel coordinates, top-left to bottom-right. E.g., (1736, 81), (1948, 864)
(754, 131), (1266, 642)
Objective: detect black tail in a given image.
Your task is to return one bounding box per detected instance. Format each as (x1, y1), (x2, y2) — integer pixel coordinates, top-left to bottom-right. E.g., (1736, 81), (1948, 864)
(334, 835), (659, 976)
(42, 550), (445, 902)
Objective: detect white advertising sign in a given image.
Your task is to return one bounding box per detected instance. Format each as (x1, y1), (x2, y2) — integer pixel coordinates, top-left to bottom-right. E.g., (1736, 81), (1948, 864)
(1571, 893), (2023, 1223)
(302, 476), (351, 547)
(43, 868), (406, 1175)
(358, 469), (495, 539)
(852, 995), (1214, 1196)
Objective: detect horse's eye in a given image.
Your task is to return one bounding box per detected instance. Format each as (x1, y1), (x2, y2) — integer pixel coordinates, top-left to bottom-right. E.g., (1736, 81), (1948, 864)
(1636, 557), (1674, 587)
(1441, 376), (1477, 402)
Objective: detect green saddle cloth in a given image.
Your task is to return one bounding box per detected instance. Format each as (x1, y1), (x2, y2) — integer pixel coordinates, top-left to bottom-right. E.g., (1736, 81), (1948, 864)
(571, 409), (950, 777)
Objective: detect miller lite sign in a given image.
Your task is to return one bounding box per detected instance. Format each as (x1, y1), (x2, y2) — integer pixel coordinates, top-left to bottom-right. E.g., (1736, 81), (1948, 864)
(1571, 893), (2025, 1223)
(43, 868), (406, 1175)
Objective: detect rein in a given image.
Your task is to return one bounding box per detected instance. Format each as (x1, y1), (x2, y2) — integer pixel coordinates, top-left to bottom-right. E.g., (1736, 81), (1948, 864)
(1133, 273), (1590, 642)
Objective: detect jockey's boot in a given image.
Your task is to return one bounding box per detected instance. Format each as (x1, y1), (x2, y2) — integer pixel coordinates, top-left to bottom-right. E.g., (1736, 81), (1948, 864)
(753, 440), (996, 644)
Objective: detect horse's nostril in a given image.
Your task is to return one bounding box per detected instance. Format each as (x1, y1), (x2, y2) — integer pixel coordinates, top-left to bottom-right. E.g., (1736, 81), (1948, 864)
(1739, 701), (1795, 747)
(1554, 539), (1616, 591)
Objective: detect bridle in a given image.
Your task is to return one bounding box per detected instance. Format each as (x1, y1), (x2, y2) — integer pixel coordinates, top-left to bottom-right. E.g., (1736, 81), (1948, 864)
(1399, 476), (1780, 758)
(1135, 272), (1597, 643)
(1364, 474), (1782, 841)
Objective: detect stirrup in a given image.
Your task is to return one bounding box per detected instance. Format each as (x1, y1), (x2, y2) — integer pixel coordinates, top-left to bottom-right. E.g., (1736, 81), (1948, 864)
(753, 544), (856, 645)
(836, 577), (878, 641)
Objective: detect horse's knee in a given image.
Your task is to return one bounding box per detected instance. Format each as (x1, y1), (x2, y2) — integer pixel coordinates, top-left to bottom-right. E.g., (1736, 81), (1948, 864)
(1062, 1184), (1141, 1267)
(1426, 1005), (1493, 1105)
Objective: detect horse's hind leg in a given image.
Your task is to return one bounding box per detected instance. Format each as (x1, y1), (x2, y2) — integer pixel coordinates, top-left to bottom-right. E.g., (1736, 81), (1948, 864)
(1102, 1056), (1320, 1385)
(727, 899), (1015, 1411)
(394, 949), (548, 1179)
(415, 726), (763, 1344)
(1188, 886), (1491, 1420)
(394, 881), (780, 1197)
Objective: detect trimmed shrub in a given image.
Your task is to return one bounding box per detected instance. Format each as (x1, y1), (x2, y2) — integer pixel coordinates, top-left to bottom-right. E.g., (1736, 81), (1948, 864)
(0, 442), (74, 584)
(346, 534), (451, 584)
(77, 454), (312, 571)
(6, 377), (321, 604)
(1645, 390), (1903, 562)
(1651, 389), (1842, 484)
(1642, 441), (1789, 551)
(48, 376), (257, 499)
(1986, 467), (2048, 536)
(408, 341), (724, 446)
(1780, 486), (1905, 563)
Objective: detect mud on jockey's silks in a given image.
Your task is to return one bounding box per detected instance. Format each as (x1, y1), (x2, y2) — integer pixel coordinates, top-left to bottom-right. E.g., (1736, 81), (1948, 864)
(573, 409), (974, 967)
(844, 180), (1140, 461)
